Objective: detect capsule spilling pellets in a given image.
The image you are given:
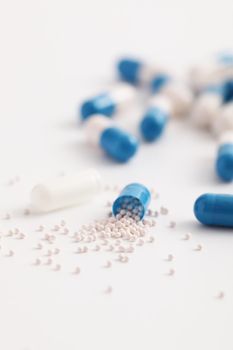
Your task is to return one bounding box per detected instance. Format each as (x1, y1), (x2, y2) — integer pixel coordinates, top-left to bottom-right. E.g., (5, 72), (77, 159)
(112, 183), (151, 220)
(30, 169), (102, 212)
(194, 193), (233, 227)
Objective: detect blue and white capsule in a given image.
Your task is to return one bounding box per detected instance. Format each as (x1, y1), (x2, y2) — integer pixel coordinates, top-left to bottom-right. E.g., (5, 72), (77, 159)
(158, 80), (193, 116)
(140, 95), (172, 142)
(194, 193), (233, 228)
(112, 183), (151, 220)
(212, 101), (233, 136)
(189, 53), (233, 92)
(191, 85), (224, 129)
(117, 57), (168, 88)
(117, 57), (193, 116)
(191, 80), (233, 129)
(85, 115), (139, 162)
(216, 131), (233, 182)
(80, 83), (137, 121)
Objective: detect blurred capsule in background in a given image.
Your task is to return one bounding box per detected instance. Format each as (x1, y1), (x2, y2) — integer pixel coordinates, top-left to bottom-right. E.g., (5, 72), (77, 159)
(117, 57), (193, 117)
(189, 53), (233, 93)
(158, 80), (194, 116)
(216, 131), (233, 182)
(191, 85), (224, 129)
(117, 57), (168, 87)
(85, 115), (139, 162)
(80, 83), (137, 121)
(191, 80), (233, 129)
(223, 79), (233, 103)
(212, 101), (233, 136)
(140, 95), (171, 142)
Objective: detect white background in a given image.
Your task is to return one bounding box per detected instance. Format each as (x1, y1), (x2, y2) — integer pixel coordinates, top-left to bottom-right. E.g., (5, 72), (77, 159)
(0, 0), (233, 349)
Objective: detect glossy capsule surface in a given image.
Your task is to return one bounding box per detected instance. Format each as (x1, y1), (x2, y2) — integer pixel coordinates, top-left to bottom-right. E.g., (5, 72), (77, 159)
(117, 58), (142, 84)
(112, 183), (151, 220)
(216, 144), (233, 182)
(100, 127), (138, 163)
(140, 107), (168, 142)
(81, 93), (115, 120)
(194, 193), (233, 227)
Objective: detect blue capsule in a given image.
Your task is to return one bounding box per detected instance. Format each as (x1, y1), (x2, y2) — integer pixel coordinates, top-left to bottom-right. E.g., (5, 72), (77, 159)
(222, 80), (233, 103)
(117, 58), (142, 84)
(117, 57), (170, 93)
(216, 143), (233, 182)
(194, 193), (233, 227)
(100, 127), (138, 163)
(112, 183), (151, 220)
(204, 80), (233, 104)
(80, 93), (116, 120)
(150, 74), (171, 93)
(140, 107), (168, 142)
(80, 84), (136, 121)
(204, 84), (225, 96)
(217, 53), (233, 65)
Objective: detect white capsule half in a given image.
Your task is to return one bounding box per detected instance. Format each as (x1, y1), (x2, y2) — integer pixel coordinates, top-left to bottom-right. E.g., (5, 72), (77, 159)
(212, 102), (233, 137)
(191, 92), (222, 129)
(110, 83), (137, 113)
(218, 131), (233, 145)
(85, 115), (113, 146)
(148, 95), (173, 116)
(139, 63), (169, 86)
(160, 81), (194, 117)
(189, 57), (233, 92)
(30, 169), (102, 212)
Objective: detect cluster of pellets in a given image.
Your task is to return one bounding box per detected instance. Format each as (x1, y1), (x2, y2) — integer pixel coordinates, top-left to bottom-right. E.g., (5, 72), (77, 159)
(0, 181), (168, 289)
(1, 176), (228, 299)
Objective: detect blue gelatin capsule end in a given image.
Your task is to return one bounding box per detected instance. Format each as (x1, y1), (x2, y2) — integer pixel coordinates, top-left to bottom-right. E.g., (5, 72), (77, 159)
(217, 53), (233, 65)
(100, 127), (139, 163)
(194, 193), (233, 227)
(150, 74), (171, 93)
(222, 80), (233, 103)
(112, 183), (151, 220)
(140, 107), (168, 142)
(117, 58), (142, 84)
(80, 93), (116, 120)
(216, 144), (233, 182)
(205, 84), (225, 96)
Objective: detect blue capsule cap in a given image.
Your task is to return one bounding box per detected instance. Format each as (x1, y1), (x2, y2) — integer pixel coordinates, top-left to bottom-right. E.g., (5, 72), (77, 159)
(217, 52), (233, 65)
(117, 58), (142, 84)
(216, 143), (233, 182)
(150, 74), (171, 93)
(194, 193), (233, 227)
(222, 80), (233, 103)
(100, 127), (139, 163)
(112, 183), (151, 220)
(80, 93), (116, 121)
(205, 84), (225, 96)
(140, 107), (168, 142)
